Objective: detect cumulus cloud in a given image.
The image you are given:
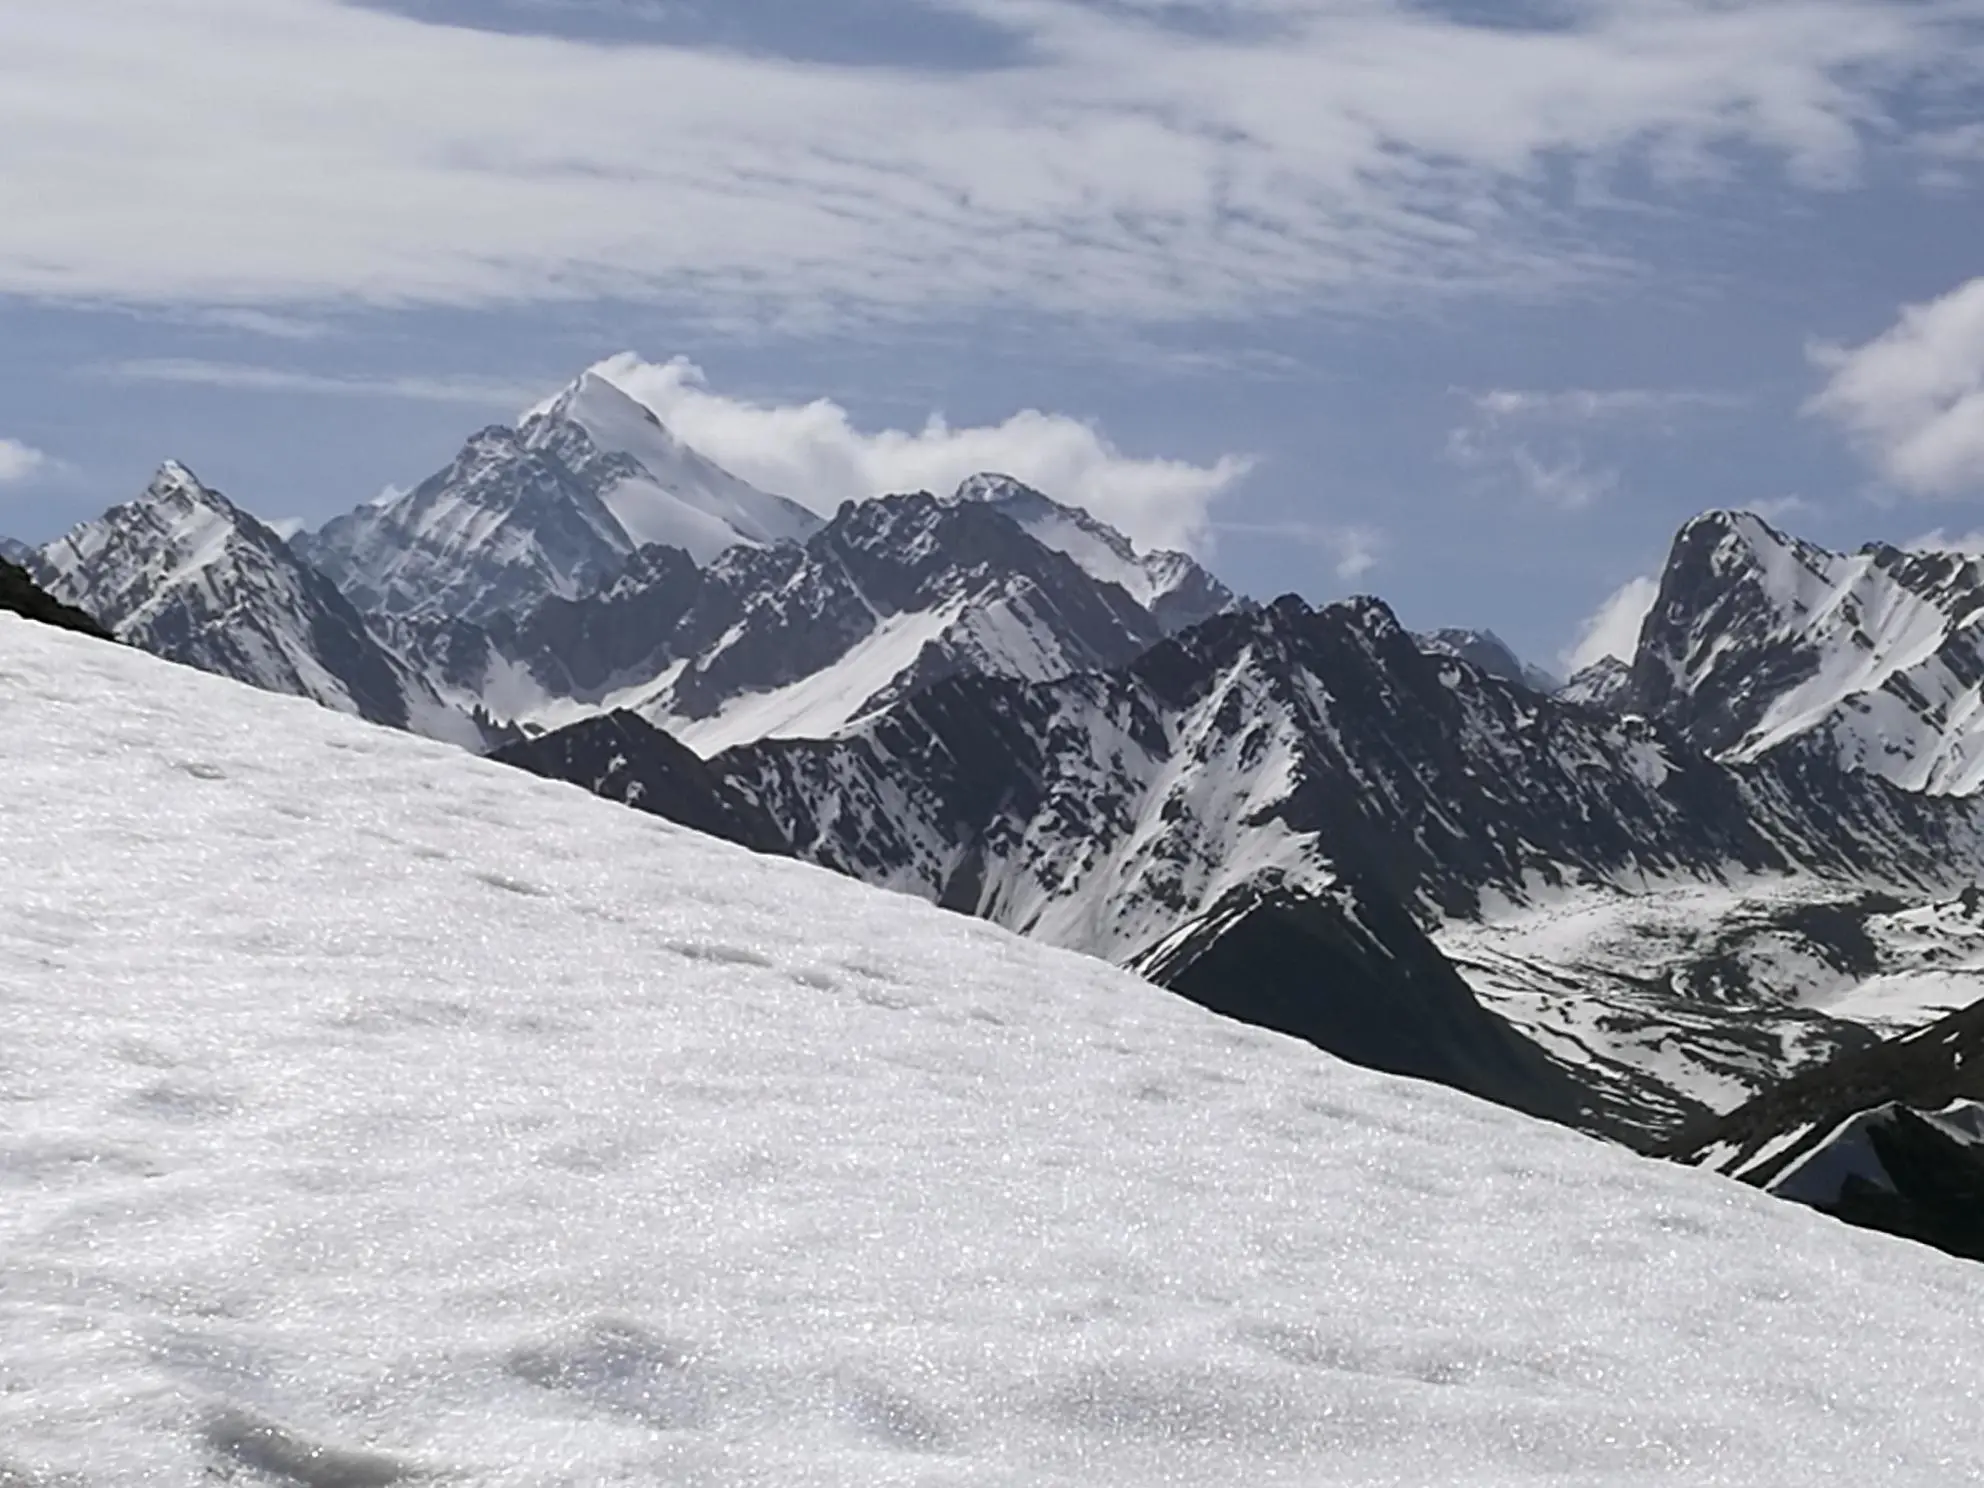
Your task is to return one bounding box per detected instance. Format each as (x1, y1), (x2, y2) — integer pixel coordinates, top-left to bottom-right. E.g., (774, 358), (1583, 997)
(0, 0), (1975, 323)
(1561, 574), (1659, 675)
(1807, 278), (1984, 497)
(593, 354), (1251, 553)
(0, 438), (49, 487)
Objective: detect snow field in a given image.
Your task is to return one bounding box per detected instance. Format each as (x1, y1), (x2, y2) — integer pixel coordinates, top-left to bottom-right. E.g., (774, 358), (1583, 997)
(5, 615), (1984, 1485)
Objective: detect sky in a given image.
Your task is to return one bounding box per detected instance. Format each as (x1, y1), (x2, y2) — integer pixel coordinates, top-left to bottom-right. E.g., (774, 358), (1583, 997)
(7, 0), (1984, 673)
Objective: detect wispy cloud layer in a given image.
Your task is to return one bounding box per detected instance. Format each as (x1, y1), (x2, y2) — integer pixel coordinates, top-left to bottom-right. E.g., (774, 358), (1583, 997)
(1, 0), (1975, 324)
(94, 359), (546, 408)
(1808, 278), (1984, 497)
(593, 354), (1251, 553)
(1451, 383), (1740, 511)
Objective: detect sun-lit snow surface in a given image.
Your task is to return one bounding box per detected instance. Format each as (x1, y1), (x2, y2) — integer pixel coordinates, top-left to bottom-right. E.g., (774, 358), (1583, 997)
(10, 617), (1984, 1485)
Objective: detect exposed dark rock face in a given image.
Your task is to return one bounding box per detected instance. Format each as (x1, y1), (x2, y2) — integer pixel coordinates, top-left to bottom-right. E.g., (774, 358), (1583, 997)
(1665, 996), (1984, 1261)
(1415, 627), (1556, 692)
(494, 711), (789, 856)
(1132, 880), (1589, 1128)
(0, 556), (111, 641)
(718, 594), (1984, 950)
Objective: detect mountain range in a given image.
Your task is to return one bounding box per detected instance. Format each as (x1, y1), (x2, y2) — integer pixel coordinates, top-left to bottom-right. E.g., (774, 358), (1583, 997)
(29, 356), (1984, 1224)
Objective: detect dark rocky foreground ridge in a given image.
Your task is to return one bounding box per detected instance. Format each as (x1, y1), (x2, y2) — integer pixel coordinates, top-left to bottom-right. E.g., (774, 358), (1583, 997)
(1663, 992), (1984, 1261)
(493, 711), (789, 857)
(0, 554), (111, 640)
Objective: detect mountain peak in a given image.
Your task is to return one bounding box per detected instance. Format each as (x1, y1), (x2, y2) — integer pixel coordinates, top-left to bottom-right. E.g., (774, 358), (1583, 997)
(943, 472), (1236, 631)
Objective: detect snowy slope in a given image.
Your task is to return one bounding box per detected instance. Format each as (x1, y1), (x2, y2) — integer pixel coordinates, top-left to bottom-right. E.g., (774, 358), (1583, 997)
(299, 365), (817, 622)
(38, 463), (479, 744)
(1630, 511), (1984, 792)
(10, 613), (1984, 1486)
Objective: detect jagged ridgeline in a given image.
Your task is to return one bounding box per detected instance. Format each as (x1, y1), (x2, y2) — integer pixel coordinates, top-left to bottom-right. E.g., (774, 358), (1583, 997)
(32, 360), (1984, 1176)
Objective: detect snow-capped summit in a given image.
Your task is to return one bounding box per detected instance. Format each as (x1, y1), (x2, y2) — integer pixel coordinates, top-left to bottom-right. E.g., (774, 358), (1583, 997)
(298, 361), (819, 623)
(1628, 509), (1984, 792)
(41, 463), (479, 744)
(523, 366), (820, 557)
(953, 472), (1234, 632)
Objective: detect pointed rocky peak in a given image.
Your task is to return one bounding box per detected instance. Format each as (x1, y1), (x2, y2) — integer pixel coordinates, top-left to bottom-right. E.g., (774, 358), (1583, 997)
(521, 357), (821, 556)
(44, 461), (268, 593)
(948, 471), (1236, 632)
(1416, 628), (1559, 693)
(1559, 654), (1634, 712)
(42, 466), (480, 743)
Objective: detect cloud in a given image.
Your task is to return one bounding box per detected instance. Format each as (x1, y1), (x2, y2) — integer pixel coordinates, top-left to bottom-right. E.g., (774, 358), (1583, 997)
(1561, 573), (1659, 675)
(0, 0), (1975, 323)
(0, 439), (49, 486)
(593, 354), (1251, 552)
(1465, 388), (1744, 422)
(93, 359), (546, 408)
(1450, 383), (1739, 511)
(1907, 527), (1984, 554)
(1446, 422), (1617, 512)
(1807, 277), (1984, 497)
(1214, 518), (1385, 582)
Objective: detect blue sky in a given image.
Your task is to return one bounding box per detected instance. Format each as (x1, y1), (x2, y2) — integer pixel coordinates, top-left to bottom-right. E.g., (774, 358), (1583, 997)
(7, 0), (1984, 672)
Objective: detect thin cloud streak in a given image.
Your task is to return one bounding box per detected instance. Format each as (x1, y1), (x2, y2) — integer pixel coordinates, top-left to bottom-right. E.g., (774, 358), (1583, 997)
(90, 359), (549, 409)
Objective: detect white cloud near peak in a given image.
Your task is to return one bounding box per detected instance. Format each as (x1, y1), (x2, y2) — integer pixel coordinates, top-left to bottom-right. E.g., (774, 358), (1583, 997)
(1808, 278), (1984, 497)
(592, 355), (1252, 553)
(0, 0), (1976, 324)
(1561, 573), (1659, 676)
(0, 439), (50, 487)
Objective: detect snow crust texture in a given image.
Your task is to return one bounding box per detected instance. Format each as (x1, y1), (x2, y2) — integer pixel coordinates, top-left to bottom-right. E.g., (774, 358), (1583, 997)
(7, 615), (1984, 1486)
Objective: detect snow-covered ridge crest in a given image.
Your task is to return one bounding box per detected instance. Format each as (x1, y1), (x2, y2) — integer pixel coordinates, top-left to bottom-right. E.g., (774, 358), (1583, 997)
(39, 462), (481, 744)
(951, 470), (1235, 629)
(8, 611), (1984, 1485)
(299, 360), (820, 622)
(1629, 508), (1984, 793)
